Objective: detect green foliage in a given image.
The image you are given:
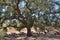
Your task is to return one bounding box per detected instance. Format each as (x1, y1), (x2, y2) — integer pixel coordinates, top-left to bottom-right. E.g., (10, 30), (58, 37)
(0, 0), (60, 32)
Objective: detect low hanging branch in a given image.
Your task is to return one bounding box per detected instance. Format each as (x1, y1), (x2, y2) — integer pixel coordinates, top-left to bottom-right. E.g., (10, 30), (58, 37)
(0, 2), (11, 6)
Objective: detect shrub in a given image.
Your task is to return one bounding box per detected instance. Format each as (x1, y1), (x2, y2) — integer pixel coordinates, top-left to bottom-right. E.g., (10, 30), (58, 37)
(0, 29), (6, 40)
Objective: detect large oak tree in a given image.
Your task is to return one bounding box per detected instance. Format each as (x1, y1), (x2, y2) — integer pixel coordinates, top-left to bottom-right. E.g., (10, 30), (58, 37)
(0, 0), (60, 36)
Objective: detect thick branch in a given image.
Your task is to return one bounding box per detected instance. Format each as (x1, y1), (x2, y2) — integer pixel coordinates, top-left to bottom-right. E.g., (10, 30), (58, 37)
(14, 0), (27, 25)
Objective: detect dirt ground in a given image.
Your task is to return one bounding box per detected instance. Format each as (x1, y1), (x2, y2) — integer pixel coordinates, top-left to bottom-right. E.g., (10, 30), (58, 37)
(5, 34), (60, 40)
(4, 27), (60, 40)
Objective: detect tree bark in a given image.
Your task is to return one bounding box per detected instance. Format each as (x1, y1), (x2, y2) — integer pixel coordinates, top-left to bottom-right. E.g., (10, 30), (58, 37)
(27, 27), (32, 37)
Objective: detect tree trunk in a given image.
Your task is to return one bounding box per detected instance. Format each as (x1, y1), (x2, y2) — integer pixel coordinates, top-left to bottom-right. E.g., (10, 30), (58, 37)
(3, 27), (7, 32)
(27, 27), (32, 37)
